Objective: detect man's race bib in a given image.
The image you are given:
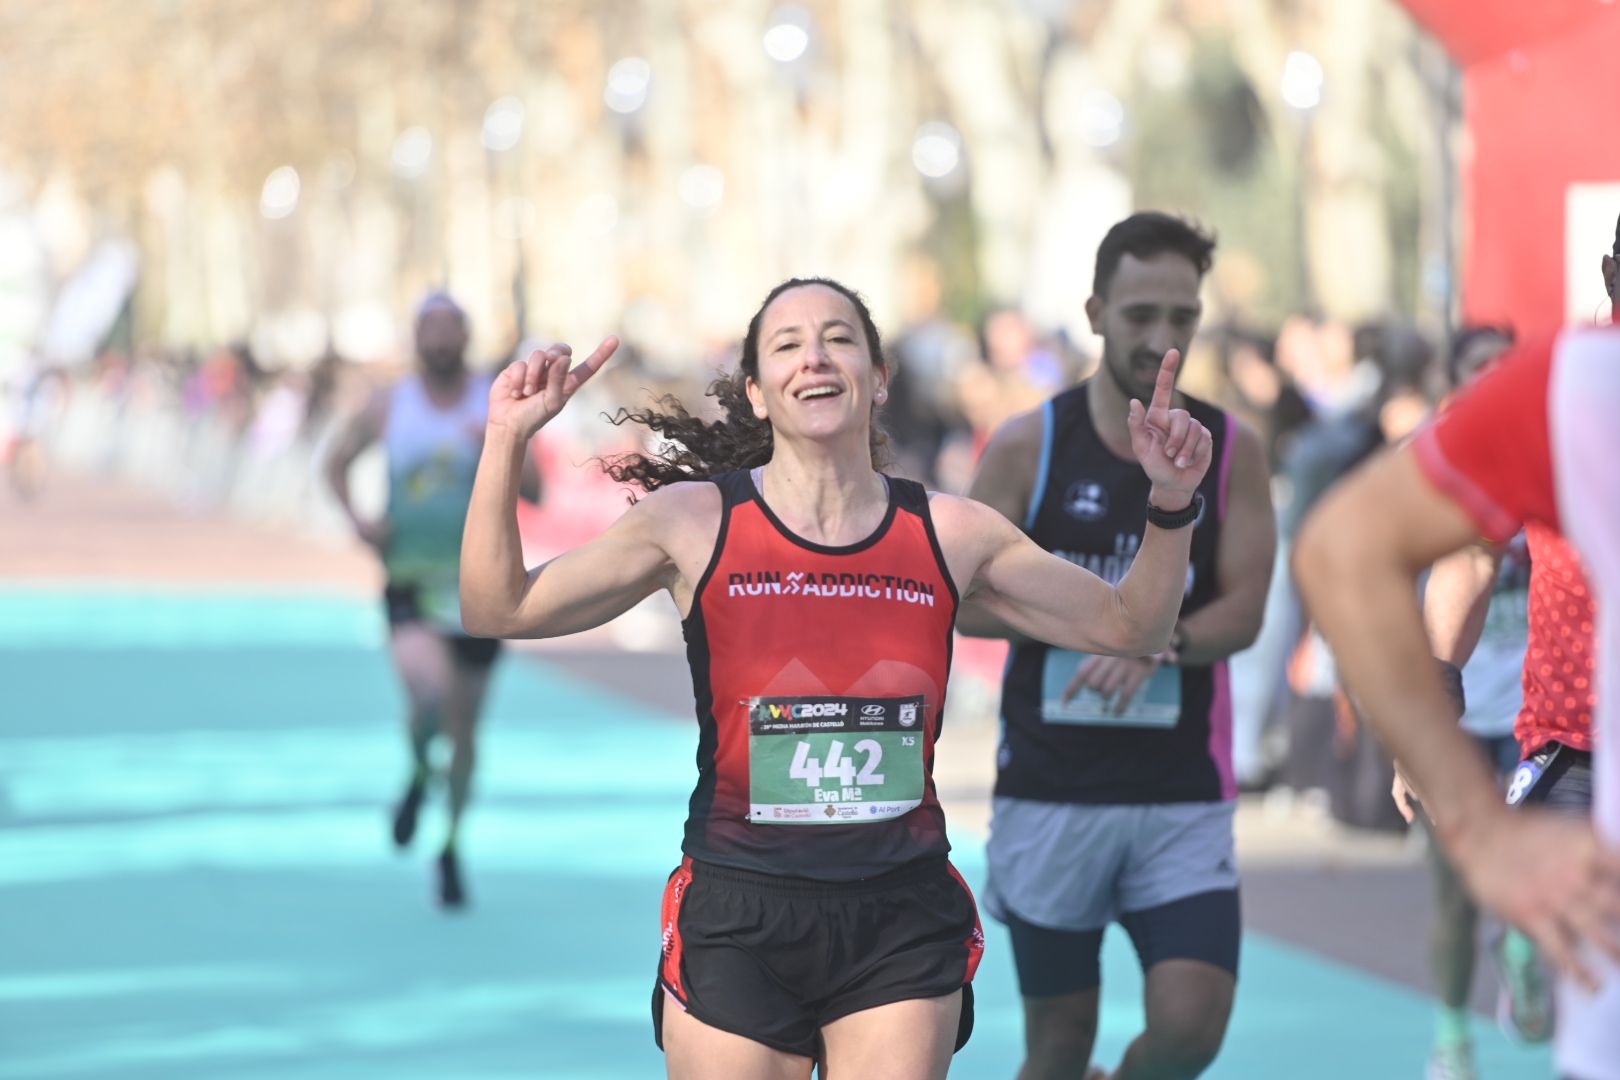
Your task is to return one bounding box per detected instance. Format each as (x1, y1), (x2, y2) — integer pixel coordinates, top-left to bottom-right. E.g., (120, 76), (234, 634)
(747, 694), (926, 825)
(1040, 649), (1181, 728)
(1505, 745), (1557, 806)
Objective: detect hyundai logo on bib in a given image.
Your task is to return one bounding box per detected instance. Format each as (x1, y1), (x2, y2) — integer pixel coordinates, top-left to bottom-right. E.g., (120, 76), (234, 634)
(862, 704), (885, 717)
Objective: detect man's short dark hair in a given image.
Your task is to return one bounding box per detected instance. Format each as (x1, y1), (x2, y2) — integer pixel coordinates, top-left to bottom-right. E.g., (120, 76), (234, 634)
(1092, 212), (1217, 297)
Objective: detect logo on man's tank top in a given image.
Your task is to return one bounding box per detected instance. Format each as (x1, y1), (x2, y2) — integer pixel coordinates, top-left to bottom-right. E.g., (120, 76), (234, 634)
(1055, 534), (1199, 596)
(1063, 481), (1109, 521)
(726, 570), (936, 607)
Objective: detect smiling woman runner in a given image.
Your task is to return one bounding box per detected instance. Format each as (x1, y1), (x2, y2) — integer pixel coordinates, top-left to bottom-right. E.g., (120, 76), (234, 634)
(459, 277), (1212, 1080)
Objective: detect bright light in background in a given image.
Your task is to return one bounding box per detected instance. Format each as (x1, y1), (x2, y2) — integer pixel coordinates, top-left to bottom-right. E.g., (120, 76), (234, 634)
(482, 96), (526, 152)
(605, 57), (652, 115)
(677, 165), (726, 212)
(1281, 50), (1324, 111)
(334, 302), (396, 361)
(1080, 91), (1125, 148)
(253, 307), (327, 367)
(912, 122), (963, 179)
(763, 5), (811, 63)
(576, 191), (620, 236)
(259, 166), (300, 219)
(390, 127), (433, 180)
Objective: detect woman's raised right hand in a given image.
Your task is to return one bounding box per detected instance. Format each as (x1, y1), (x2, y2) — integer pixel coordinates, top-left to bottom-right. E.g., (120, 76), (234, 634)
(488, 336), (620, 441)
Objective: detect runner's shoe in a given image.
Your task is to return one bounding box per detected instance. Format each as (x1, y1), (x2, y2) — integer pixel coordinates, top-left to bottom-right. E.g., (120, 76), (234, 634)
(1425, 1041), (1477, 1080)
(437, 848), (467, 909)
(391, 779), (426, 848)
(1490, 929), (1555, 1043)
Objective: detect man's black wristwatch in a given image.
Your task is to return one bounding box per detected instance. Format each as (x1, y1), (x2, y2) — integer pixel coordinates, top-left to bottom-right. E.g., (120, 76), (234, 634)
(1146, 491), (1203, 530)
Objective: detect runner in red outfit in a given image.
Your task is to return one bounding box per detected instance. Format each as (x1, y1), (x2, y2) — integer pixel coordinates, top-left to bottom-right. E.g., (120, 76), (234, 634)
(1298, 330), (1620, 1080)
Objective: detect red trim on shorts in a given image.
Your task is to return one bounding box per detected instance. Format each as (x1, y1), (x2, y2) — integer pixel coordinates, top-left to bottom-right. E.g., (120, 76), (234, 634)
(659, 857), (696, 1001)
(945, 861), (985, 982)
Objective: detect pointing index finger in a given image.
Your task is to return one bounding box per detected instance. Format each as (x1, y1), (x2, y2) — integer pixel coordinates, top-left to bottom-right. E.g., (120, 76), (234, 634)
(1150, 349), (1180, 414)
(566, 336), (621, 390)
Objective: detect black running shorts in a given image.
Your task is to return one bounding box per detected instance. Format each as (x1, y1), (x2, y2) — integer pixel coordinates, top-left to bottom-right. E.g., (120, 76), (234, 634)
(382, 583), (502, 669)
(652, 855), (984, 1059)
(1515, 743), (1592, 815)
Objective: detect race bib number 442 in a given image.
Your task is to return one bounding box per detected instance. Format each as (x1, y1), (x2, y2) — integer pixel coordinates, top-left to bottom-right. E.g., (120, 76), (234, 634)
(747, 694), (927, 825)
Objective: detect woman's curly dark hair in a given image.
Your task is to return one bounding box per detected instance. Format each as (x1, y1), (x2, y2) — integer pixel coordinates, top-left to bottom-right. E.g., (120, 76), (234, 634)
(604, 277), (891, 493)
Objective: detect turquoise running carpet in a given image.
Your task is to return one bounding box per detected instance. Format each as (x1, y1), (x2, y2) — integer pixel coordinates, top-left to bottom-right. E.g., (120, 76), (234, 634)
(0, 589), (1551, 1078)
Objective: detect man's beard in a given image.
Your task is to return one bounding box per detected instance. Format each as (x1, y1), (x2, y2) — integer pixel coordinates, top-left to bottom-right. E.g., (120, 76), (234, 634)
(420, 348), (464, 377)
(1102, 345), (1162, 404)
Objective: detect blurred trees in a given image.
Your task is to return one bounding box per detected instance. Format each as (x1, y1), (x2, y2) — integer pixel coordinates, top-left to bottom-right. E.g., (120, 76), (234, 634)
(0, 0), (1456, 365)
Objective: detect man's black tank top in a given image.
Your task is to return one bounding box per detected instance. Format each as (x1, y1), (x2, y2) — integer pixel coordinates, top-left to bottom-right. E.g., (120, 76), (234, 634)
(995, 381), (1237, 805)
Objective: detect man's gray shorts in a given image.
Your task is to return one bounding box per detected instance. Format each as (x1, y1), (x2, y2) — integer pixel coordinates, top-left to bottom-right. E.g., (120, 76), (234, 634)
(984, 798), (1239, 931)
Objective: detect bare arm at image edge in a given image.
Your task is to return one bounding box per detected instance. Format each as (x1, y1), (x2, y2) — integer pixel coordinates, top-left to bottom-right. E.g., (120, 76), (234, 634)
(1296, 445), (1620, 987)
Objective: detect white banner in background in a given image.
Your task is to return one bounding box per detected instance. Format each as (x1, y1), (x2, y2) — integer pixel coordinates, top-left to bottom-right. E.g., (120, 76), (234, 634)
(1565, 182), (1620, 327)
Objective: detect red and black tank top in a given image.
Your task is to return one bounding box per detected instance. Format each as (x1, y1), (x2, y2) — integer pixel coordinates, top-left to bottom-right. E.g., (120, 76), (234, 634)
(679, 469), (959, 880)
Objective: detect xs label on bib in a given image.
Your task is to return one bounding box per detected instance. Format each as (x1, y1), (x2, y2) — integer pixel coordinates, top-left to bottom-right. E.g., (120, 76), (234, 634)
(747, 694), (926, 825)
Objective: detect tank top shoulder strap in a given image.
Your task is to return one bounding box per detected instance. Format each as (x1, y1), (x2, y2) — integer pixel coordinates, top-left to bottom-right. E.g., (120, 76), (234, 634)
(383, 376), (418, 444)
(1026, 384), (1098, 528)
(686, 471), (750, 610)
(887, 474), (929, 514)
(1183, 392), (1227, 434)
(886, 474), (961, 609)
(1045, 382), (1103, 461)
(710, 468), (757, 509)
(1048, 382), (1091, 430)
(1174, 393), (1231, 518)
